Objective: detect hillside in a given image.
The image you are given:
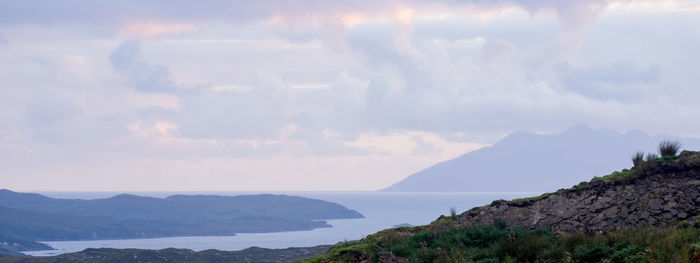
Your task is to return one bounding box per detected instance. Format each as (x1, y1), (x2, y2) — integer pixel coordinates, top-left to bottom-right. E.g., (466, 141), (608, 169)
(0, 245), (331, 263)
(383, 125), (700, 192)
(0, 192), (363, 243)
(305, 149), (700, 262)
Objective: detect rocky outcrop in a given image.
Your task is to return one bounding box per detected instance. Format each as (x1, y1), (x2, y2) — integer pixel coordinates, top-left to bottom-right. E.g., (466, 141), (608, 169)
(434, 152), (700, 233)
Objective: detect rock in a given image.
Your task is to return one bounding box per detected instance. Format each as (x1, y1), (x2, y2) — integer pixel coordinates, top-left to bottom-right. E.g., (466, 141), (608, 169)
(441, 167), (700, 234)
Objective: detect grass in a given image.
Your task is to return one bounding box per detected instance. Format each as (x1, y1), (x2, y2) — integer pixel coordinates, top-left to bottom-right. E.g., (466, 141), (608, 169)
(659, 140), (681, 157)
(302, 223), (700, 263)
(590, 169), (637, 183)
(632, 151), (645, 169)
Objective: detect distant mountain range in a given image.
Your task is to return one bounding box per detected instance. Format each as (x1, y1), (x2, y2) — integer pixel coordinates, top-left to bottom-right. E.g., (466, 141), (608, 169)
(0, 190), (363, 247)
(383, 125), (700, 192)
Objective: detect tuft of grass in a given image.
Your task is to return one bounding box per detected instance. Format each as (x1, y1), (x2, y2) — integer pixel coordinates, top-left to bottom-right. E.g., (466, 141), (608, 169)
(632, 151), (645, 168)
(659, 140), (681, 157)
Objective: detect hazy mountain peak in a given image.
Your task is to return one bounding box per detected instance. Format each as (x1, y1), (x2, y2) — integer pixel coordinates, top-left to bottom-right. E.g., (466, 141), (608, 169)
(382, 125), (700, 192)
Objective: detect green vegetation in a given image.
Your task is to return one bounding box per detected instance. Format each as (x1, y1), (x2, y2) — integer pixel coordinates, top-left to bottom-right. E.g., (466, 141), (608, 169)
(590, 169), (637, 183)
(585, 142), (698, 186)
(302, 222), (700, 263)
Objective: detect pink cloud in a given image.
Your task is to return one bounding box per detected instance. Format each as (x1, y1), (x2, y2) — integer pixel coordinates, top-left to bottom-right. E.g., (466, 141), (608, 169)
(120, 22), (197, 38)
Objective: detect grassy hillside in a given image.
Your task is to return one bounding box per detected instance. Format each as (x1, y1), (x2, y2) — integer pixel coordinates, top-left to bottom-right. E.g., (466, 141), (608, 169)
(303, 222), (700, 263)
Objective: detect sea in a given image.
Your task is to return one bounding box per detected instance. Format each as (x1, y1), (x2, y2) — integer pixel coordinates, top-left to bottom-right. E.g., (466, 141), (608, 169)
(24, 191), (539, 256)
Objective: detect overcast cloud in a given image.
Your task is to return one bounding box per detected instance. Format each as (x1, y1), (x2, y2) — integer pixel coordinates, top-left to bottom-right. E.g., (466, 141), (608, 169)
(1, 0), (699, 191)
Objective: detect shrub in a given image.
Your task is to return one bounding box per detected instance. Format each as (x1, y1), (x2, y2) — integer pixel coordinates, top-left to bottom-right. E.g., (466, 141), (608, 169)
(572, 243), (609, 263)
(658, 140), (681, 157)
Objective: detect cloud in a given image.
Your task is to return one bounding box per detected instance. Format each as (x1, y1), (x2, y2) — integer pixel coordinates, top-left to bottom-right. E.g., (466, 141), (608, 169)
(2, 0), (700, 191)
(0, 1), (610, 25)
(20, 92), (133, 144)
(175, 72), (292, 139)
(119, 22), (197, 38)
(22, 93), (84, 142)
(96, 4), (700, 141)
(110, 40), (178, 93)
(24, 94), (81, 124)
(564, 61), (659, 84)
(0, 1), (647, 42)
(559, 61), (660, 100)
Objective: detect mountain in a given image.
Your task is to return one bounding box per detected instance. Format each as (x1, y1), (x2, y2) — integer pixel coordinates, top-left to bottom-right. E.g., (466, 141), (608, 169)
(383, 125), (700, 192)
(304, 150), (700, 262)
(0, 191), (363, 242)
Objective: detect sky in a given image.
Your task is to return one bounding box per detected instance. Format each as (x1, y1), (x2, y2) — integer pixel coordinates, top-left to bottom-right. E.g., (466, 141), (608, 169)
(1, 0), (699, 191)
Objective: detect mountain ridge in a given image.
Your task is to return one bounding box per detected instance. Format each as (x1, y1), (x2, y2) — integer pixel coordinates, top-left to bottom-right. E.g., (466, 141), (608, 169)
(383, 125), (700, 192)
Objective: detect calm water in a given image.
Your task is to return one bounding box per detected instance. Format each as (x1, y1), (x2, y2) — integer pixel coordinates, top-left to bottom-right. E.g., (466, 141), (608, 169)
(25, 192), (537, 256)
